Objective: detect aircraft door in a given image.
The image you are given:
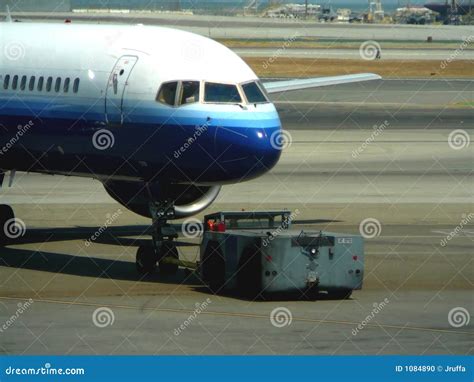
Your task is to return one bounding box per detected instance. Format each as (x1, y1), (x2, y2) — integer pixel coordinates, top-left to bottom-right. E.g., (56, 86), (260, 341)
(105, 55), (138, 126)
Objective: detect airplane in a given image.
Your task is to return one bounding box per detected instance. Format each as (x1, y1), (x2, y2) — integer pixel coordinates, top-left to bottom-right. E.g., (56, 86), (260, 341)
(0, 17), (381, 275)
(425, 0), (472, 17)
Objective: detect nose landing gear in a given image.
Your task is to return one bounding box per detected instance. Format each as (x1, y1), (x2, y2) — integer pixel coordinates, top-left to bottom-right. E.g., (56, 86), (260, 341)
(0, 204), (15, 246)
(135, 198), (179, 276)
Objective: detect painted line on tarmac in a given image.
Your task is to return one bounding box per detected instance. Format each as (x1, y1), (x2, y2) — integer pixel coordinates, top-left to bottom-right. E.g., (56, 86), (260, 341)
(0, 296), (471, 336)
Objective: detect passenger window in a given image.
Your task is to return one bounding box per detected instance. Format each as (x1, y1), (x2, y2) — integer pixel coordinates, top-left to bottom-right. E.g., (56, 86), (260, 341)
(12, 75), (18, 90)
(55, 78), (62, 93)
(242, 81), (268, 104)
(20, 76), (27, 91)
(204, 82), (242, 104)
(46, 77), (53, 92)
(73, 78), (80, 93)
(179, 81), (200, 105)
(64, 78), (70, 93)
(3, 75), (10, 90)
(29, 76), (36, 91)
(157, 81), (178, 106)
(37, 77), (44, 92)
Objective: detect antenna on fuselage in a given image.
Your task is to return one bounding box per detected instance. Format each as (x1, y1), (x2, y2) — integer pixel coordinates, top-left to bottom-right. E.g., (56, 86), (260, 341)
(5, 5), (13, 22)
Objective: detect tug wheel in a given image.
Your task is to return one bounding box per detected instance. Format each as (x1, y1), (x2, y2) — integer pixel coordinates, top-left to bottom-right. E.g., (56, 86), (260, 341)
(136, 245), (157, 275)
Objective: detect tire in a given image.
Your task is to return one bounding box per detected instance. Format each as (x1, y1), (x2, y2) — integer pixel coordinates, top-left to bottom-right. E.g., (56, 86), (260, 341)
(236, 243), (262, 298)
(136, 245), (157, 275)
(0, 204), (15, 246)
(202, 241), (225, 293)
(327, 288), (352, 300)
(159, 241), (179, 275)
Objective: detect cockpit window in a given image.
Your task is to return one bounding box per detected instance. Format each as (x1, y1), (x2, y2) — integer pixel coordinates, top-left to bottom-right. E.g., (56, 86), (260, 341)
(242, 81), (268, 104)
(204, 82), (242, 104)
(157, 81), (178, 106)
(179, 81), (200, 105)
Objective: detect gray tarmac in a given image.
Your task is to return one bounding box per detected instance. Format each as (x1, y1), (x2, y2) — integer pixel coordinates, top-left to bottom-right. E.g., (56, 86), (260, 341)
(6, 12), (473, 41)
(236, 47), (474, 60)
(0, 79), (472, 355)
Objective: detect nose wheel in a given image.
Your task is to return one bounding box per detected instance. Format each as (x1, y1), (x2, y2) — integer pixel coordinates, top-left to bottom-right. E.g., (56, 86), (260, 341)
(136, 245), (157, 274)
(0, 204), (15, 246)
(136, 195), (180, 276)
(135, 241), (179, 276)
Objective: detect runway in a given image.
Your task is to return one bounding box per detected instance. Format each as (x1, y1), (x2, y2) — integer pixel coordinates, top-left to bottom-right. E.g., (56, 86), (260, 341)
(7, 12), (473, 41)
(236, 47), (474, 61)
(0, 79), (472, 355)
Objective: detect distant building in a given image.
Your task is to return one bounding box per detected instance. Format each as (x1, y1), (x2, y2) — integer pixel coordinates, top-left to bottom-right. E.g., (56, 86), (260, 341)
(264, 3), (321, 18)
(337, 8), (352, 22)
(424, 1), (471, 16)
(394, 6), (435, 24)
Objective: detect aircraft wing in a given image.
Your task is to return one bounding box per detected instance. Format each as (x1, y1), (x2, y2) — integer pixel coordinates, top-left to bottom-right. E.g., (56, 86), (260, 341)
(263, 73), (381, 94)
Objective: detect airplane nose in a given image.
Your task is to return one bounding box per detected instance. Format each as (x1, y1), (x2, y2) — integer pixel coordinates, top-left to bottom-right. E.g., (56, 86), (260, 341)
(214, 124), (282, 182)
(251, 126), (282, 171)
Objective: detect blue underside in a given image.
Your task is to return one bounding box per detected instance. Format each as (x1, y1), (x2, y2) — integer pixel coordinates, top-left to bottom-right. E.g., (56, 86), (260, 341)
(0, 96), (282, 184)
